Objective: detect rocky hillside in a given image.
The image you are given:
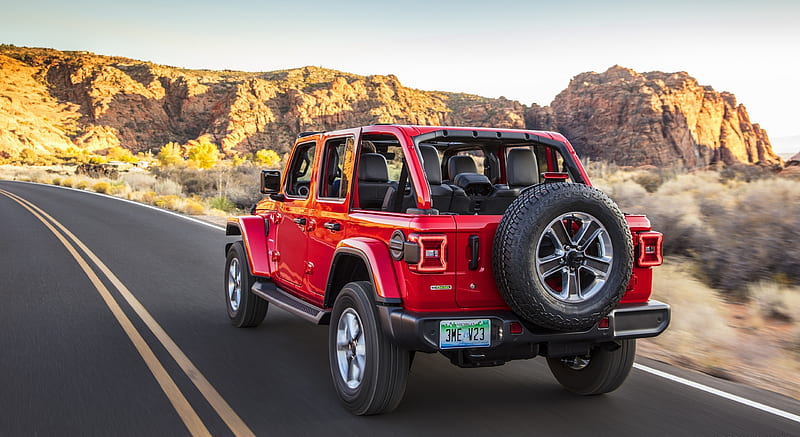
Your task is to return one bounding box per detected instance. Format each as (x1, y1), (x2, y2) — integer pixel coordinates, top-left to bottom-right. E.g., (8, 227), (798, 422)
(0, 45), (523, 158)
(527, 66), (782, 167)
(0, 45), (782, 167)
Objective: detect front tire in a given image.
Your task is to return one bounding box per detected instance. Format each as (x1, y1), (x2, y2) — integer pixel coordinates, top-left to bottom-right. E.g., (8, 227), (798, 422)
(328, 281), (410, 415)
(547, 339), (636, 395)
(225, 241), (268, 327)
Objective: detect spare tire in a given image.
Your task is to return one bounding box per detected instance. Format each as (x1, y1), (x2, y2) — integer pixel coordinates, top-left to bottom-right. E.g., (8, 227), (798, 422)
(493, 182), (633, 331)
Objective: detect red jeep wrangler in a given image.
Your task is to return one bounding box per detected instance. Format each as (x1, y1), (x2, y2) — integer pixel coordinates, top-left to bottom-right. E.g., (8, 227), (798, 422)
(224, 125), (669, 415)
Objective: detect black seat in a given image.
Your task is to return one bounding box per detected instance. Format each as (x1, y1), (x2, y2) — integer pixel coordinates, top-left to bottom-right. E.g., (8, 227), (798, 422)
(482, 148), (539, 214)
(418, 146), (453, 212)
(445, 155), (480, 214)
(357, 153), (395, 210)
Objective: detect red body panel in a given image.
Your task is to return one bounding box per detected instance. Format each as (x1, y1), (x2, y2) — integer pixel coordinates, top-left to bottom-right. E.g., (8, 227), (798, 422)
(234, 216), (272, 277)
(336, 237), (402, 300)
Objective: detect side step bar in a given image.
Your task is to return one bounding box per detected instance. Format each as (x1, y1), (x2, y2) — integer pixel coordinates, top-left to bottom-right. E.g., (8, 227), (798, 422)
(251, 280), (330, 325)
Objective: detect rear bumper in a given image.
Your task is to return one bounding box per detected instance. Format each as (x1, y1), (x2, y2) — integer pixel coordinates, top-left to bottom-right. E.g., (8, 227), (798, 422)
(378, 300), (670, 356)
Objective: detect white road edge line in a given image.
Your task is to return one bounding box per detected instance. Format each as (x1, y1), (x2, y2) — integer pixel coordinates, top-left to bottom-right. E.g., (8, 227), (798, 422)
(634, 363), (800, 424)
(11, 181), (800, 425)
(10, 181), (226, 231)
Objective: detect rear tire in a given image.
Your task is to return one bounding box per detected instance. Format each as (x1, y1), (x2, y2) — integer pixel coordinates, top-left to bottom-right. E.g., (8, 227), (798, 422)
(547, 339), (636, 395)
(225, 241), (268, 328)
(329, 281), (410, 415)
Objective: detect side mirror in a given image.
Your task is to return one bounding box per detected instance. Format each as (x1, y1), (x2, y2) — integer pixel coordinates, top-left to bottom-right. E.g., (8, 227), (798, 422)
(260, 170), (281, 194)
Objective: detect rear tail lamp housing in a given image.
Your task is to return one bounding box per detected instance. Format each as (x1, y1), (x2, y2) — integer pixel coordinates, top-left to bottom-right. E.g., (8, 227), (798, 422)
(404, 233), (448, 273)
(636, 231), (663, 267)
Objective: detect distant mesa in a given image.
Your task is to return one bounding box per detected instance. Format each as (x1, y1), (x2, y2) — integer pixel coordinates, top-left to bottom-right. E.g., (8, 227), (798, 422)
(0, 45), (783, 168)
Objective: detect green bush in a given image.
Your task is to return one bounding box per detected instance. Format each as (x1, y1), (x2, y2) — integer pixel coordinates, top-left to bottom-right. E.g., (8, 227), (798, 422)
(209, 196), (236, 212)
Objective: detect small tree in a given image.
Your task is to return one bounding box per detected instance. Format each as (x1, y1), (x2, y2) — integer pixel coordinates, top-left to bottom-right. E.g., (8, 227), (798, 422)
(231, 154), (248, 167)
(255, 149), (281, 168)
(107, 146), (138, 163)
(186, 135), (220, 169)
(157, 142), (184, 166)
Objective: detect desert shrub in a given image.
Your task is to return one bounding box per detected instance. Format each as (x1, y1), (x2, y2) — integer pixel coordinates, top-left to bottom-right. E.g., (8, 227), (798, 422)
(61, 178), (74, 188)
(720, 164), (777, 183)
(181, 173), (216, 195)
(209, 196), (236, 213)
(139, 190), (157, 204)
(593, 165), (800, 295)
(153, 178), (183, 196)
(747, 281), (800, 322)
(704, 178), (800, 292)
(51, 178), (62, 186)
(122, 172), (157, 192)
(75, 180), (89, 190)
(180, 199), (206, 215)
(154, 195), (180, 209)
(93, 181), (111, 194)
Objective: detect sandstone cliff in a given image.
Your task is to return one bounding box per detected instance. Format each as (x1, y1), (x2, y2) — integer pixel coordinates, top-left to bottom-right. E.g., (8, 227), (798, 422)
(527, 65), (781, 167)
(0, 46), (781, 168)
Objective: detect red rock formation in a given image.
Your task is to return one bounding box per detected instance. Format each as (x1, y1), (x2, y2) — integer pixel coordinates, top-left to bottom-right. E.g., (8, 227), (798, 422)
(537, 65), (782, 167)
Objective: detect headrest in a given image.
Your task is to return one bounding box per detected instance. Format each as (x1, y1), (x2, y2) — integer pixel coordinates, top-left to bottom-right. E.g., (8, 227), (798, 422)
(361, 140), (376, 154)
(358, 153), (389, 182)
(507, 148), (538, 187)
(453, 172), (493, 196)
(448, 155), (478, 179)
(419, 145), (442, 185)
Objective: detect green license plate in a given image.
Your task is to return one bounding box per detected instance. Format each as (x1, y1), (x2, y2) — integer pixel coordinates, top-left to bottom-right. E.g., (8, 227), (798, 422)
(439, 319), (491, 349)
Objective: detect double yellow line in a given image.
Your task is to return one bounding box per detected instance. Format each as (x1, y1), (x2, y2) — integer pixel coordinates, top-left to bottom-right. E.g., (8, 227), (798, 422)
(0, 188), (255, 437)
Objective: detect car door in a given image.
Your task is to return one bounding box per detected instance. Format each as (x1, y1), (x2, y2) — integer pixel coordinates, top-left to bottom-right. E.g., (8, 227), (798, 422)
(273, 140), (318, 295)
(306, 130), (359, 299)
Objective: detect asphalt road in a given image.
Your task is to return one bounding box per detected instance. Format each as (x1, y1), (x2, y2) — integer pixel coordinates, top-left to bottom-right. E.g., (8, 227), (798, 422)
(1, 180), (799, 437)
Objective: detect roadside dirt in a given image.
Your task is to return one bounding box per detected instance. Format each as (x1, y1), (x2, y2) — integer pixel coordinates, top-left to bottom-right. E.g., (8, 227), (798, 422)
(639, 263), (800, 401)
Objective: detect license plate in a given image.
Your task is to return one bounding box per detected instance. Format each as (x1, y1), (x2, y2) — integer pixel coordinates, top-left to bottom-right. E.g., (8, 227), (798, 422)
(439, 319), (491, 349)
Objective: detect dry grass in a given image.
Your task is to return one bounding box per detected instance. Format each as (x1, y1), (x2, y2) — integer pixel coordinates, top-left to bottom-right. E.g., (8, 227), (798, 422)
(639, 261), (739, 370)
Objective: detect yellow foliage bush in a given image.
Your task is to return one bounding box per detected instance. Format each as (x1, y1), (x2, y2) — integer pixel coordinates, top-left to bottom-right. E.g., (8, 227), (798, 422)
(93, 182), (111, 194)
(154, 195), (180, 209)
(51, 178), (62, 186)
(141, 190), (157, 204)
(61, 178), (74, 188)
(75, 180), (89, 190)
(181, 199), (205, 215)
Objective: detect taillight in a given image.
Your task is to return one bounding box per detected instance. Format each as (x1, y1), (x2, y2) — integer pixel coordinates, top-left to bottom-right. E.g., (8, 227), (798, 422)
(406, 233), (448, 273)
(637, 231), (663, 267)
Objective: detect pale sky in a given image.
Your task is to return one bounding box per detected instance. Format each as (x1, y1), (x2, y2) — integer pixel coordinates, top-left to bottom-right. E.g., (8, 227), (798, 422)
(2, 0), (799, 151)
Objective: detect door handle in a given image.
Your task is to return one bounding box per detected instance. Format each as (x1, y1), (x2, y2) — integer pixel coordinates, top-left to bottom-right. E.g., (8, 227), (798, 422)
(293, 217), (307, 226)
(324, 222), (341, 232)
(468, 235), (479, 270)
